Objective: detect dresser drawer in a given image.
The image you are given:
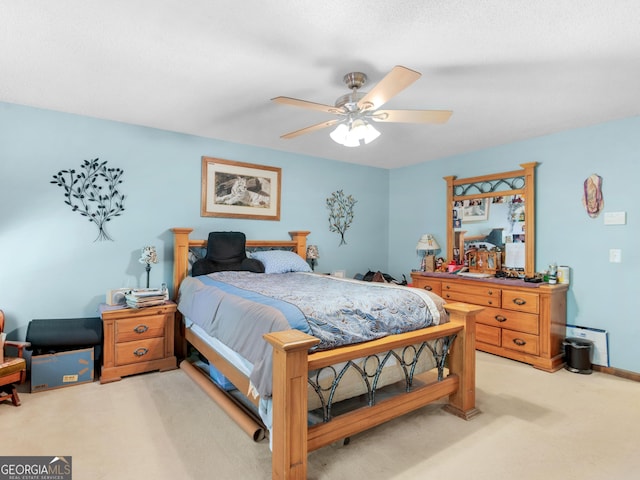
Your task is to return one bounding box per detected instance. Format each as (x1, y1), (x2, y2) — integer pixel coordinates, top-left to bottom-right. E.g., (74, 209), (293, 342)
(476, 307), (539, 335)
(502, 329), (539, 355)
(477, 323), (501, 346)
(412, 277), (442, 296)
(115, 314), (166, 343)
(115, 337), (165, 365)
(502, 290), (539, 314)
(442, 282), (501, 307)
(442, 289), (500, 307)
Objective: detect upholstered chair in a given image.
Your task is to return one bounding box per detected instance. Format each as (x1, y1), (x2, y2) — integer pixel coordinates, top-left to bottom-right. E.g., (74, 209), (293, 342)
(0, 310), (30, 406)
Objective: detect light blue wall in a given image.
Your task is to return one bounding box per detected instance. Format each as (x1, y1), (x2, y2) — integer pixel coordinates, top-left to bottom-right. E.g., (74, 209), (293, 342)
(0, 102), (388, 339)
(2, 101), (638, 374)
(389, 116), (639, 373)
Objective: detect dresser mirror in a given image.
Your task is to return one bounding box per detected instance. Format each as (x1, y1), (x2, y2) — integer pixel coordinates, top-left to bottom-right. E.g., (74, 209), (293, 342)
(444, 162), (537, 277)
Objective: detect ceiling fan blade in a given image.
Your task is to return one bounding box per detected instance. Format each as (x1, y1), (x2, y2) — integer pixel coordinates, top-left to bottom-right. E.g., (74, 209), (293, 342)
(280, 119), (340, 139)
(272, 96), (343, 115)
(357, 66), (421, 111)
(372, 109), (453, 124)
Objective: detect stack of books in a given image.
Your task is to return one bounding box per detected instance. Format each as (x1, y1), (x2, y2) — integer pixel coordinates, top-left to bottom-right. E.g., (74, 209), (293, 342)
(125, 288), (167, 308)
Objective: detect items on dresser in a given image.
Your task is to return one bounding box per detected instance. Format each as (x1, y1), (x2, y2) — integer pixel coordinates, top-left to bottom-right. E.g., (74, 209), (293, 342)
(411, 272), (568, 372)
(99, 302), (177, 383)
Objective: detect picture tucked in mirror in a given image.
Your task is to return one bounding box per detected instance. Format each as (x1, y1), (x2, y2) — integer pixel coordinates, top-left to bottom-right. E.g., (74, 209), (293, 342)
(460, 198), (489, 222)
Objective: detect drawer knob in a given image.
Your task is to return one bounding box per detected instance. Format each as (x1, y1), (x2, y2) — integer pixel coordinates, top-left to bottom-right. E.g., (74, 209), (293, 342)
(423, 285), (432, 291)
(488, 300), (493, 305)
(513, 297), (527, 306)
(512, 338), (526, 346)
(488, 290), (494, 295)
(495, 315), (507, 323)
(133, 347), (149, 357)
(445, 285), (451, 290)
(134, 324), (149, 334)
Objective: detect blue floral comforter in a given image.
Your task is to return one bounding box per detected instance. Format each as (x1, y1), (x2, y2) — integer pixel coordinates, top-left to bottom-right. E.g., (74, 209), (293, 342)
(178, 271), (447, 397)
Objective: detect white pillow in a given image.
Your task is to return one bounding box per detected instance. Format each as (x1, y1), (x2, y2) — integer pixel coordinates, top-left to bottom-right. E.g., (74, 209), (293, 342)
(250, 250), (312, 274)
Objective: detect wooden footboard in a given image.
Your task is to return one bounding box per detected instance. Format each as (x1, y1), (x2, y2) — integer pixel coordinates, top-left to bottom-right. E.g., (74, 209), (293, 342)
(264, 302), (482, 480)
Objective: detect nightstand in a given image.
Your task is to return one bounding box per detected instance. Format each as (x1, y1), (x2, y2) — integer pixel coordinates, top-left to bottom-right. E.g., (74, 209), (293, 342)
(100, 302), (177, 383)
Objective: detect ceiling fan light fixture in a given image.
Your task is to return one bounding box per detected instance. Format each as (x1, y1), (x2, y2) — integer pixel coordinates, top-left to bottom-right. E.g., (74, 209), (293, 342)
(330, 118), (381, 147)
(329, 123), (350, 144)
(362, 122), (381, 144)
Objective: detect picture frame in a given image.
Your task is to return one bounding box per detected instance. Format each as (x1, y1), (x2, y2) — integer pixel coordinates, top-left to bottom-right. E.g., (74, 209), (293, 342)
(461, 198), (489, 222)
(201, 157), (281, 220)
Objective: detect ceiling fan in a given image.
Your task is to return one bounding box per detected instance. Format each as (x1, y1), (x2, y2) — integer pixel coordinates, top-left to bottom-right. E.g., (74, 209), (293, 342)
(271, 65), (452, 147)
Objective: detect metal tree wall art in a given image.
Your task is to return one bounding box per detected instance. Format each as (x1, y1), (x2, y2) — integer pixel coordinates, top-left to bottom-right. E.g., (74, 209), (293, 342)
(326, 189), (357, 246)
(51, 158), (126, 241)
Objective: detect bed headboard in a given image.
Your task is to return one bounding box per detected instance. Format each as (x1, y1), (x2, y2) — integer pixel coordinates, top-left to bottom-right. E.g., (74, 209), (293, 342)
(171, 228), (310, 300)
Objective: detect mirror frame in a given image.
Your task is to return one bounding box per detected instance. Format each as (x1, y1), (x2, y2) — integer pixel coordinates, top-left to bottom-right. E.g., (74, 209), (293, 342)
(444, 162), (537, 277)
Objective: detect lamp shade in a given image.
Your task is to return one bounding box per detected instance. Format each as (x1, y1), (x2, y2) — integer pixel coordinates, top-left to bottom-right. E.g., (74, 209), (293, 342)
(306, 245), (320, 260)
(416, 234), (440, 251)
(139, 245), (158, 265)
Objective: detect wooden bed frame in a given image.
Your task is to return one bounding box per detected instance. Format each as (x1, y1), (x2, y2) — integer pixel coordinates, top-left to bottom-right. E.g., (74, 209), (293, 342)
(172, 228), (483, 479)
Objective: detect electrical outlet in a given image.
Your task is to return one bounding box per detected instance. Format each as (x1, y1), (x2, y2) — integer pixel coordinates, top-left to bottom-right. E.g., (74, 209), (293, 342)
(609, 249), (622, 263)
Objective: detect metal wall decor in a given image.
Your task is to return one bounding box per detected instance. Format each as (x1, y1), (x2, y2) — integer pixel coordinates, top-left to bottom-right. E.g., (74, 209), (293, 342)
(326, 189), (357, 246)
(51, 158), (126, 241)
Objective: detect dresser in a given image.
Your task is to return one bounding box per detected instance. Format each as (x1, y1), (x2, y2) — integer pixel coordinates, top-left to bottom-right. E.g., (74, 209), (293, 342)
(411, 272), (568, 372)
(100, 302), (177, 383)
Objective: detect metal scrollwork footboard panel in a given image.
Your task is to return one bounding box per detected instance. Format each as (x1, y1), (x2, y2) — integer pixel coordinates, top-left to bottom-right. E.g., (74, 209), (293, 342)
(308, 334), (457, 423)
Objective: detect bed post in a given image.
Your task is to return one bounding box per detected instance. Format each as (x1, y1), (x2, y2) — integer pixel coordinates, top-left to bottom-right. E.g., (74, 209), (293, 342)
(264, 330), (320, 480)
(171, 228), (193, 301)
(171, 228), (192, 359)
(442, 302), (484, 420)
(288, 231), (310, 259)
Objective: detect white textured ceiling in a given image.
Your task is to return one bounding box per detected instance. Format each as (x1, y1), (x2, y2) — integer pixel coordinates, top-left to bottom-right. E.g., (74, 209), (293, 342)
(1, 1), (639, 168)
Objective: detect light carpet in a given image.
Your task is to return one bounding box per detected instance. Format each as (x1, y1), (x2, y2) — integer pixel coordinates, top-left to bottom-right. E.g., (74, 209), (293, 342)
(2, 352), (639, 480)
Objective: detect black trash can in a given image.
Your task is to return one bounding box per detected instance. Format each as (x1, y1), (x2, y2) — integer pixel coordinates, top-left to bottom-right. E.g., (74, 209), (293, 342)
(563, 337), (593, 374)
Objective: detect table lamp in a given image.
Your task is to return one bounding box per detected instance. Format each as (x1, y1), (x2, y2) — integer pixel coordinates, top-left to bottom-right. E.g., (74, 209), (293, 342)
(416, 234), (440, 272)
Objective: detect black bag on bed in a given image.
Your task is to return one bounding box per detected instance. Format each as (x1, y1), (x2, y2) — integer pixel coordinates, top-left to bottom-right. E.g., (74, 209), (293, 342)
(361, 270), (408, 285)
(192, 231), (265, 276)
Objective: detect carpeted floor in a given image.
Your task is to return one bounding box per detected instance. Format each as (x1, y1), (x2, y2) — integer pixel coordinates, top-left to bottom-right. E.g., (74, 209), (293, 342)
(2, 352), (639, 480)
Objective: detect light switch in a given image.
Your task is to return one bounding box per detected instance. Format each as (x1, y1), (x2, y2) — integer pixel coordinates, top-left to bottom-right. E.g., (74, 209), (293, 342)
(609, 249), (622, 263)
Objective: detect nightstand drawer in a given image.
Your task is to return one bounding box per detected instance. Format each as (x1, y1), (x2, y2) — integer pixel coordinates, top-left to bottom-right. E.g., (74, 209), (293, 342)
(502, 290), (539, 314)
(476, 307), (539, 335)
(116, 314), (166, 343)
(502, 330), (539, 355)
(115, 338), (165, 365)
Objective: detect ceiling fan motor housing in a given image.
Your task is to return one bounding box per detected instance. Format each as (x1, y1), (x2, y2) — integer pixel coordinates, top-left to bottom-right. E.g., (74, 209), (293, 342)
(334, 72), (368, 112)
(343, 72), (367, 90)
